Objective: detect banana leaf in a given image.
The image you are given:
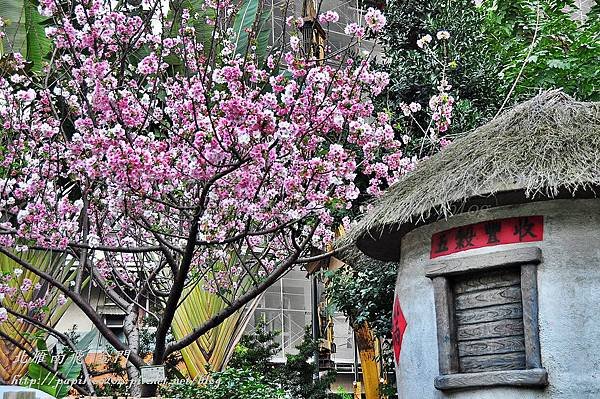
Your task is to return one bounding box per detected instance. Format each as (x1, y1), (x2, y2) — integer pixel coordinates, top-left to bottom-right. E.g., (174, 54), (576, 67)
(20, 329), (97, 398)
(254, 6), (271, 65)
(232, 0), (259, 56)
(0, 0), (52, 71)
(172, 252), (262, 377)
(0, 249), (85, 382)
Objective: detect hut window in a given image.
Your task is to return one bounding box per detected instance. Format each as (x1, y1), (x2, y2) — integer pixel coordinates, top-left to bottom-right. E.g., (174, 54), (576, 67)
(425, 247), (548, 390)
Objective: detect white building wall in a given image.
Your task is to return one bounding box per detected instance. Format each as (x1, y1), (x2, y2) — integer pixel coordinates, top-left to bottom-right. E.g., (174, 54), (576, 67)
(394, 199), (600, 399)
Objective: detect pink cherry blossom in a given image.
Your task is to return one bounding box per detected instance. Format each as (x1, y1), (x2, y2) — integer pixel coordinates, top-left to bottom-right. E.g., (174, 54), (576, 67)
(290, 36), (300, 52)
(364, 8), (386, 33)
(318, 10), (340, 24)
(0, 1), (404, 285)
(16, 89), (36, 102)
(0, 1), (417, 384)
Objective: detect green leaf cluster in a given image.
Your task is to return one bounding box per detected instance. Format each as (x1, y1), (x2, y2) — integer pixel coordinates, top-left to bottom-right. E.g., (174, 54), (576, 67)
(378, 0), (504, 154)
(163, 323), (335, 399)
(21, 330), (97, 398)
(164, 368), (288, 399)
(324, 263), (397, 340)
(482, 0), (599, 101)
(378, 0), (598, 156)
(230, 323), (335, 399)
(274, 327), (335, 399)
(228, 319), (281, 375)
(0, 0), (53, 71)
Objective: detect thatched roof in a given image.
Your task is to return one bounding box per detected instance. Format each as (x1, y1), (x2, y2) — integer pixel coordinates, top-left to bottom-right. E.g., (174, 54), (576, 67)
(342, 90), (600, 261)
(334, 245), (395, 271)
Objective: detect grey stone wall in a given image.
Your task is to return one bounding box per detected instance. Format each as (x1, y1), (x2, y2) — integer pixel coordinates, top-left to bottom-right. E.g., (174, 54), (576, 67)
(394, 199), (600, 399)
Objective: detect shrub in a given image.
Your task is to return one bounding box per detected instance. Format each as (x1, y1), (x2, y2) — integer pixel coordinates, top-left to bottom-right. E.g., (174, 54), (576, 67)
(162, 368), (287, 399)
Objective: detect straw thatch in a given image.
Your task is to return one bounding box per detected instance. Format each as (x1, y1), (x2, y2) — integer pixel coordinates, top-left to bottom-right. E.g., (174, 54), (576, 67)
(335, 245), (394, 270)
(341, 90), (600, 261)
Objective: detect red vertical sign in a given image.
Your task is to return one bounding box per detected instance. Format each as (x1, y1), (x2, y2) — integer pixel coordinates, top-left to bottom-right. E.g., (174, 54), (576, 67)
(392, 295), (407, 365)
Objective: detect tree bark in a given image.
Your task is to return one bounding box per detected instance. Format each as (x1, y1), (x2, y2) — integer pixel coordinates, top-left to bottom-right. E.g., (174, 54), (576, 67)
(124, 304), (142, 397)
(140, 383), (158, 397)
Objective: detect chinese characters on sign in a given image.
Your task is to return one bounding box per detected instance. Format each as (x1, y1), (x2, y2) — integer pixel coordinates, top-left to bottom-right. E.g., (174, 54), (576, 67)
(141, 365), (167, 384)
(392, 295), (407, 365)
(430, 216), (543, 259)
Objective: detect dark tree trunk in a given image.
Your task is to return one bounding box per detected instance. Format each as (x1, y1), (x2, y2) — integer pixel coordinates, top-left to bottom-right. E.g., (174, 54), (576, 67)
(140, 383), (158, 397)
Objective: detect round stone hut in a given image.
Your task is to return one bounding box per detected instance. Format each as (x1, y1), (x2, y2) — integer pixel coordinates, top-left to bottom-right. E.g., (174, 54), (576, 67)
(343, 91), (600, 398)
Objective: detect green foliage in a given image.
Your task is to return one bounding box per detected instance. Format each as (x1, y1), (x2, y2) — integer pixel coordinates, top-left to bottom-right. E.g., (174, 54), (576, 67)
(21, 329), (97, 399)
(226, 323), (335, 399)
(21, 339), (72, 399)
(163, 322), (300, 399)
(379, 0), (599, 151)
(334, 386), (353, 399)
(90, 346), (129, 398)
(233, 0), (260, 56)
(0, 0), (53, 71)
(278, 327), (335, 399)
(169, 0), (217, 56)
(231, 0), (272, 65)
(163, 368), (288, 399)
(228, 319), (280, 375)
(324, 263), (398, 378)
(482, 0), (599, 101)
(254, 7), (272, 65)
(379, 381), (399, 397)
(324, 264), (397, 340)
(379, 0), (503, 153)
(22, 0), (52, 71)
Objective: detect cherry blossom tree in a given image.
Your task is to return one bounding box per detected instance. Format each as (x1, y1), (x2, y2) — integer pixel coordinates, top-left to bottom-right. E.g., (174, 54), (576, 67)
(0, 0), (401, 395)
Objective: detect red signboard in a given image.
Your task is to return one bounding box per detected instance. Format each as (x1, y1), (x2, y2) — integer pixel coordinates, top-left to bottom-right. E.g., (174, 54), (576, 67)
(392, 295), (407, 365)
(430, 216), (543, 259)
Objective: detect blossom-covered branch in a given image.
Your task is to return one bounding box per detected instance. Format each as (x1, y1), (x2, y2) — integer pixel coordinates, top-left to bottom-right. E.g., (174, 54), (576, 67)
(0, 0), (403, 395)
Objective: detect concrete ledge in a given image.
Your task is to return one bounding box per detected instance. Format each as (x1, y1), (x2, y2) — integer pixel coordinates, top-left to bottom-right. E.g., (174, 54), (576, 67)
(426, 246), (542, 278)
(434, 368), (548, 390)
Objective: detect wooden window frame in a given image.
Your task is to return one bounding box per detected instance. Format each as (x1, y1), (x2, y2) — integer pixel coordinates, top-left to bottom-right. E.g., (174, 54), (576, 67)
(425, 246), (548, 390)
